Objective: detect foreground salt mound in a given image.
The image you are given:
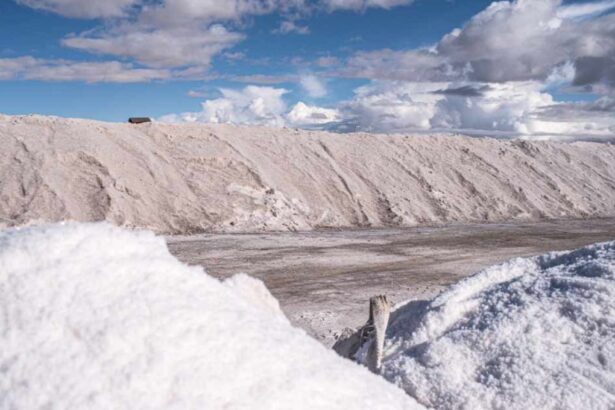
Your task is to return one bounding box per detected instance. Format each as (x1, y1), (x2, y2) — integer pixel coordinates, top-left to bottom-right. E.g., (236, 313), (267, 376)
(2, 114), (615, 233)
(379, 241), (615, 409)
(0, 224), (420, 409)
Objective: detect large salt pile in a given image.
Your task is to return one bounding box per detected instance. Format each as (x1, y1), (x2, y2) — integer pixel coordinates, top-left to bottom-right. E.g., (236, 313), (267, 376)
(378, 241), (615, 409)
(0, 223), (420, 409)
(2, 114), (615, 233)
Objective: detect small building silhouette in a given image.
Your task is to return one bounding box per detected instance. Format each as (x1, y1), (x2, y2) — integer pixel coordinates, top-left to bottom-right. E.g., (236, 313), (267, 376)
(128, 117), (151, 124)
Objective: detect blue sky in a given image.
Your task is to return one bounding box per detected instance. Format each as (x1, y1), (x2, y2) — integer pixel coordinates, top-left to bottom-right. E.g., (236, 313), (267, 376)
(1, 0), (614, 140)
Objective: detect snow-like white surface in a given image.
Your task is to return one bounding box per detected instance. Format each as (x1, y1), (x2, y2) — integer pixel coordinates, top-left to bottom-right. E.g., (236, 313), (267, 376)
(380, 241), (615, 409)
(2, 114), (615, 234)
(0, 223), (420, 409)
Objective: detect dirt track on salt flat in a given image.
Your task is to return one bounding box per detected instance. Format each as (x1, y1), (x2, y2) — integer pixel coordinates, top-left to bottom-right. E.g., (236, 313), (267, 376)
(168, 218), (615, 345)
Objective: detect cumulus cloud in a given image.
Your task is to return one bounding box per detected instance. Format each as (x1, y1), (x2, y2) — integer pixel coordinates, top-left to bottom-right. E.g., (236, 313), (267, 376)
(344, 0), (615, 86)
(161, 85), (341, 128)
(299, 74), (327, 98)
(0, 57), (170, 82)
(573, 56), (615, 88)
(333, 0), (615, 140)
(11, 0), (615, 140)
(160, 86), (289, 127)
(135, 0), (615, 141)
(333, 81), (441, 132)
(158, 78), (615, 141)
(527, 96), (615, 140)
(430, 82), (555, 135)
(344, 48), (456, 82)
(287, 102), (341, 127)
(15, 0), (140, 18)
(329, 80), (615, 140)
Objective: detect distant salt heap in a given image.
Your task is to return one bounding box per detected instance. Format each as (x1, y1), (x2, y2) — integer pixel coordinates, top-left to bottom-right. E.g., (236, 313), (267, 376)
(2, 114), (615, 234)
(378, 241), (615, 409)
(0, 223), (419, 409)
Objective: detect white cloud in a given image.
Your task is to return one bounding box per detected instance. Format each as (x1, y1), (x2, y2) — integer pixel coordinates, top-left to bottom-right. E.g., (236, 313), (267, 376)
(344, 48), (449, 82)
(287, 102), (340, 126)
(15, 0), (308, 21)
(557, 0), (615, 20)
(344, 0), (615, 86)
(223, 51), (246, 61)
(187, 90), (210, 98)
(0, 56), (36, 80)
(431, 82), (555, 135)
(273, 21), (310, 35)
(335, 81), (443, 132)
(161, 86), (340, 128)
(525, 96), (615, 141)
(299, 74), (327, 98)
(138, 0), (308, 26)
(18, 0), (300, 74)
(13, 0), (415, 82)
(228, 74), (296, 85)
(15, 0), (140, 18)
(0, 57), (170, 82)
(322, 0), (413, 12)
(16, 0), (416, 71)
(161, 86), (289, 127)
(158, 79), (615, 141)
(15, 0), (413, 22)
(331, 79), (615, 140)
(63, 24), (244, 69)
(11, 0), (615, 141)
(52, 0), (311, 74)
(329, 0), (615, 140)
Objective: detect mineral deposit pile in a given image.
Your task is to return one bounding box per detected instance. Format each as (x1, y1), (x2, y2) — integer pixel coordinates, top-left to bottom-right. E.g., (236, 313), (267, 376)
(1, 114), (614, 234)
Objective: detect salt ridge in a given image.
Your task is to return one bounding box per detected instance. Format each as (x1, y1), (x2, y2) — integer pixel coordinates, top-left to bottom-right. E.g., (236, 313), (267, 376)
(1, 114), (614, 233)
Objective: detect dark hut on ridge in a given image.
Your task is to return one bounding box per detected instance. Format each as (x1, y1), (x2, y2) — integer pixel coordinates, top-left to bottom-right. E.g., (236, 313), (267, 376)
(128, 117), (151, 124)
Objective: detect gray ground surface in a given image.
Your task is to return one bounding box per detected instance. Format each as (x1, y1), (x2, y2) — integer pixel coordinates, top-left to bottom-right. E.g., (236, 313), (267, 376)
(168, 218), (615, 346)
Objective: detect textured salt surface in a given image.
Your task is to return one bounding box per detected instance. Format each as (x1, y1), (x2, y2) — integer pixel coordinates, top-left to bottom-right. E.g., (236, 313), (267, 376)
(0, 223), (420, 409)
(167, 218), (615, 346)
(1, 114), (614, 234)
(373, 241), (615, 409)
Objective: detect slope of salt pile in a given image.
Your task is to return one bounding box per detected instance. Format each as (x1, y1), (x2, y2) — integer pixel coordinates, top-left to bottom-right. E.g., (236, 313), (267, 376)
(2, 114), (615, 233)
(378, 241), (615, 409)
(0, 223), (420, 409)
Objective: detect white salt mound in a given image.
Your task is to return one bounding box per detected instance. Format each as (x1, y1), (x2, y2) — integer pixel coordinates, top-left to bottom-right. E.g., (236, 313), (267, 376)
(380, 241), (615, 409)
(2, 114), (615, 233)
(0, 223), (420, 409)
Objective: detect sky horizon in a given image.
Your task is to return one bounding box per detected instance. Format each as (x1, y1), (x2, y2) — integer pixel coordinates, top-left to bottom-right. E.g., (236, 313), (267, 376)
(1, 0), (615, 141)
